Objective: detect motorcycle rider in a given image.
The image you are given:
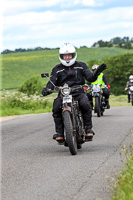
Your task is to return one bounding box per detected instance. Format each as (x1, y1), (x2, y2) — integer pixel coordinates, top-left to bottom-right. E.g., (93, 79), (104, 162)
(87, 64), (110, 109)
(41, 43), (106, 143)
(125, 75), (133, 103)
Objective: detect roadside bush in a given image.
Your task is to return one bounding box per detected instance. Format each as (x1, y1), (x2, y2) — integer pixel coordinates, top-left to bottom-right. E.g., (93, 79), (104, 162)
(18, 76), (43, 96)
(0, 91), (54, 116)
(87, 59), (99, 70)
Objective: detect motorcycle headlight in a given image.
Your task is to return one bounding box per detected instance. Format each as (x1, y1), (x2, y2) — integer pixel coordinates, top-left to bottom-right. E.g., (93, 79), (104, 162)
(62, 87), (71, 95)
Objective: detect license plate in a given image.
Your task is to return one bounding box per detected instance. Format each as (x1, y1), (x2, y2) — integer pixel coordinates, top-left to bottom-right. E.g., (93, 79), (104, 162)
(63, 95), (72, 103)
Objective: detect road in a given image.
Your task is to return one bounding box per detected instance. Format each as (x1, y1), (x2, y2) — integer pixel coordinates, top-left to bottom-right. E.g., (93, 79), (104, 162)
(1, 107), (133, 200)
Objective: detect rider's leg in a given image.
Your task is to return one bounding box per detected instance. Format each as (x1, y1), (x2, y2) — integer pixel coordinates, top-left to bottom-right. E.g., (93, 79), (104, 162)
(52, 97), (65, 142)
(86, 92), (93, 109)
(102, 88), (110, 109)
(128, 93), (130, 103)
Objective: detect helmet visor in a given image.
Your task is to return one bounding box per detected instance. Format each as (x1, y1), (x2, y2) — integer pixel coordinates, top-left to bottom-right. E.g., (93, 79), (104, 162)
(60, 53), (76, 60)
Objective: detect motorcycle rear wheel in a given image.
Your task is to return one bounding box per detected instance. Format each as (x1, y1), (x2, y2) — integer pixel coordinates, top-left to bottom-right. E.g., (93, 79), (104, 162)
(63, 111), (77, 155)
(131, 94), (133, 106)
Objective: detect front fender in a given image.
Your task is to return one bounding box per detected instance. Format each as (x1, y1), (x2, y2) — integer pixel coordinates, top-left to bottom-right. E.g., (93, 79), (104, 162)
(63, 106), (71, 112)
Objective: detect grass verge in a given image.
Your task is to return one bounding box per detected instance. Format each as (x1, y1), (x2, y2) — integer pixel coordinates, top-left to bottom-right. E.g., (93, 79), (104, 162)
(109, 95), (131, 107)
(112, 144), (133, 200)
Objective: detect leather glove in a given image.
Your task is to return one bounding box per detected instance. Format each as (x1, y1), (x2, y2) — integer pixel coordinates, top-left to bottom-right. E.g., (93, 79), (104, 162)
(93, 63), (107, 77)
(41, 88), (51, 96)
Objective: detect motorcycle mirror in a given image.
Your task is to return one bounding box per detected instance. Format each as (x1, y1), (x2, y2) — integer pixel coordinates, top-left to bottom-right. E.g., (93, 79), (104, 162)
(41, 73), (56, 87)
(41, 73), (49, 78)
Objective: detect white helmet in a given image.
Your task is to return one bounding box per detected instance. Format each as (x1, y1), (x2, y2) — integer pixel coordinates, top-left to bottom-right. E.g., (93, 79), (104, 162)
(59, 43), (77, 67)
(92, 64), (99, 71)
(129, 75), (133, 82)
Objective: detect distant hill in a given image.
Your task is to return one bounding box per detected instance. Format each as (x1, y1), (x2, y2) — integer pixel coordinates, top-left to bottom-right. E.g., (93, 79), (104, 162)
(1, 47), (133, 90)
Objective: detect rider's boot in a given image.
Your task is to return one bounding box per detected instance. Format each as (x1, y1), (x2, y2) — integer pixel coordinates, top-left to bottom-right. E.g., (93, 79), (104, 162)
(85, 127), (95, 141)
(53, 133), (65, 144)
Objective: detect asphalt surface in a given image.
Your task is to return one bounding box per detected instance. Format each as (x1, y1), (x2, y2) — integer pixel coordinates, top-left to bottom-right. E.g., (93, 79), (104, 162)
(1, 107), (133, 200)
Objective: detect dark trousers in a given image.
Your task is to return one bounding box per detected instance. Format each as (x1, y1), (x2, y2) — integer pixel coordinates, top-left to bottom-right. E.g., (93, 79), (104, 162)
(102, 88), (110, 100)
(128, 93), (130, 102)
(52, 93), (92, 134)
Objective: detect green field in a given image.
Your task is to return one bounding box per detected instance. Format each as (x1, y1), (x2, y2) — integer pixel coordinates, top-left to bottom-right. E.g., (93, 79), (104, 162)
(1, 47), (133, 90)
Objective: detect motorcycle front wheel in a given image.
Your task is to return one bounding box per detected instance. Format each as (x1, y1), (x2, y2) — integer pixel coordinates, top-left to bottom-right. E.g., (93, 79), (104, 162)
(95, 97), (101, 117)
(63, 111), (77, 155)
(101, 98), (105, 116)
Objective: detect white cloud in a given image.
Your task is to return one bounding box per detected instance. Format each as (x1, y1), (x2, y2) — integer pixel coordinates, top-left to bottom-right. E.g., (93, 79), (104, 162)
(4, 6), (133, 29)
(3, 0), (102, 16)
(60, 0), (101, 7)
(3, 0), (61, 16)
(2, 1), (133, 51)
(81, 0), (102, 6)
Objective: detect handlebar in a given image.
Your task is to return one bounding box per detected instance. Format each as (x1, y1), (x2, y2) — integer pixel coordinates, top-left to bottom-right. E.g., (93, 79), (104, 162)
(86, 84), (108, 89)
(47, 84), (87, 93)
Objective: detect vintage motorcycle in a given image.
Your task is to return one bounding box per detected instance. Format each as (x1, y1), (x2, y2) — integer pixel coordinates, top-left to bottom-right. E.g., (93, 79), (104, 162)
(41, 73), (89, 155)
(86, 84), (107, 117)
(128, 86), (133, 106)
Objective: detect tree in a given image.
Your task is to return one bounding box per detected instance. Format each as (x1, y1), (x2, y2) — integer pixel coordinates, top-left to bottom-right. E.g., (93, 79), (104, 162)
(102, 53), (133, 95)
(123, 36), (129, 43)
(107, 42), (113, 47)
(123, 42), (132, 49)
(110, 37), (122, 44)
(1, 49), (13, 54)
(98, 40), (106, 47)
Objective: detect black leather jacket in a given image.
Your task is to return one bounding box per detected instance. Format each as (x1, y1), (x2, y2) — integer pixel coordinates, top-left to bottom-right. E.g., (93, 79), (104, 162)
(46, 61), (98, 92)
(126, 81), (133, 89)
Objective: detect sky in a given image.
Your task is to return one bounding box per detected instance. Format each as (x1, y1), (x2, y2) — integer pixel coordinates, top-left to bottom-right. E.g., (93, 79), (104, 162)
(1, 0), (133, 52)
